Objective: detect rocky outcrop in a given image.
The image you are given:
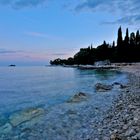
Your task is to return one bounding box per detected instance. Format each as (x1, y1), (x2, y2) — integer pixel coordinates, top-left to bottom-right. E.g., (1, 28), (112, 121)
(112, 82), (128, 89)
(95, 82), (128, 92)
(67, 92), (89, 103)
(95, 83), (113, 92)
(9, 108), (44, 127)
(0, 123), (12, 135)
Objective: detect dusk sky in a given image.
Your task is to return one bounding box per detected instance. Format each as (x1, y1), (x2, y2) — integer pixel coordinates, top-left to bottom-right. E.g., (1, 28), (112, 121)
(0, 0), (140, 66)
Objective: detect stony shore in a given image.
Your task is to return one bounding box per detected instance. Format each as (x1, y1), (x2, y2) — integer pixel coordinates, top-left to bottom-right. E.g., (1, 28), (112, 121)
(90, 63), (140, 140)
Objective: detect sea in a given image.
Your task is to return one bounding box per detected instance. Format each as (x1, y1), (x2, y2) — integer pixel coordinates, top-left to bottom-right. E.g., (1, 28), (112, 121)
(0, 66), (128, 139)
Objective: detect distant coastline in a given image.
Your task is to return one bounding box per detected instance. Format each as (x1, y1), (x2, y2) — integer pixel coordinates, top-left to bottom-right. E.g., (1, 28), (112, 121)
(50, 27), (140, 66)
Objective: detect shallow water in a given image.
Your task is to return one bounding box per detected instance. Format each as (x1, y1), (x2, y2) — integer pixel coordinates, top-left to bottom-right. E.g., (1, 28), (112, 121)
(0, 66), (128, 139)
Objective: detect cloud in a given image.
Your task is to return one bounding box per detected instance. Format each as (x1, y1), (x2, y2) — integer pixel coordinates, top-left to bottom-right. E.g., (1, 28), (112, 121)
(75, 0), (139, 13)
(0, 0), (47, 9)
(118, 15), (140, 25)
(25, 31), (48, 38)
(51, 53), (68, 56)
(75, 0), (140, 25)
(25, 31), (64, 41)
(0, 48), (24, 54)
(0, 48), (49, 61)
(103, 15), (140, 25)
(76, 0), (109, 11)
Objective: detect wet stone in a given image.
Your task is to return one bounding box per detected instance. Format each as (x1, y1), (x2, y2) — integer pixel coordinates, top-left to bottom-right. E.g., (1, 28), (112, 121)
(9, 108), (44, 127)
(67, 92), (89, 103)
(0, 123), (12, 134)
(95, 83), (113, 92)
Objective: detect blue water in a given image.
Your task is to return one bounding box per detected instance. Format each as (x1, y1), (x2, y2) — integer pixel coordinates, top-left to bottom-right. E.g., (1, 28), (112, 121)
(0, 66), (129, 139)
(0, 66), (127, 116)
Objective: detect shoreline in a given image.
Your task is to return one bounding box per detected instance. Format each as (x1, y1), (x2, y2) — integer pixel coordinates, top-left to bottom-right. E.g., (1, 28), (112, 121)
(60, 63), (134, 70)
(93, 63), (140, 140)
(0, 64), (139, 139)
(47, 64), (140, 140)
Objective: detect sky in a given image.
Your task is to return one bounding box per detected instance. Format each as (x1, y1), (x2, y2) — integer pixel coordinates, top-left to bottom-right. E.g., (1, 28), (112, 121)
(0, 0), (140, 66)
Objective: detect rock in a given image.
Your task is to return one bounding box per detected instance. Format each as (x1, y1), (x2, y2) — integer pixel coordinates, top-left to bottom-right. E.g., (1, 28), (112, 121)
(13, 136), (19, 140)
(9, 108), (44, 127)
(0, 123), (12, 134)
(110, 133), (122, 140)
(67, 92), (88, 103)
(122, 125), (128, 130)
(67, 110), (77, 115)
(95, 83), (113, 92)
(120, 84), (128, 89)
(132, 132), (140, 139)
(125, 129), (136, 137)
(0, 115), (7, 126)
(112, 82), (128, 89)
(112, 82), (121, 85)
(133, 117), (139, 122)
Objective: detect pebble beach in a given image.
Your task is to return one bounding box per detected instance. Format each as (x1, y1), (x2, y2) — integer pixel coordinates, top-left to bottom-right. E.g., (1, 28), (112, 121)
(92, 63), (140, 140)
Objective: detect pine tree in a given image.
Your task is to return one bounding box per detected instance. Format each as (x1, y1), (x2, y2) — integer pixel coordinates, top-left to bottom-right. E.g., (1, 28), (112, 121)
(130, 32), (136, 46)
(91, 44), (93, 49)
(112, 41), (115, 48)
(124, 28), (129, 46)
(136, 30), (140, 46)
(103, 40), (106, 45)
(117, 26), (123, 47)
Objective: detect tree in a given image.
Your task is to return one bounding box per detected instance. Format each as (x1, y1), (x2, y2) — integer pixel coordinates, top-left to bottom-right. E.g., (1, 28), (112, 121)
(116, 26), (124, 62)
(130, 32), (136, 46)
(117, 26), (123, 47)
(103, 40), (107, 45)
(124, 28), (129, 47)
(90, 44), (93, 49)
(136, 30), (140, 46)
(50, 27), (140, 65)
(112, 41), (115, 48)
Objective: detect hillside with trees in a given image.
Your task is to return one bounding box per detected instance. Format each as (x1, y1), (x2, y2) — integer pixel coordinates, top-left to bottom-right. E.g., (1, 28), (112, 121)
(50, 27), (140, 65)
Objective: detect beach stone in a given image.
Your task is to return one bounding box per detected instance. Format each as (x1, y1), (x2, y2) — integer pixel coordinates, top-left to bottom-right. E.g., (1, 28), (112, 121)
(13, 136), (19, 140)
(122, 125), (128, 130)
(132, 132), (140, 139)
(112, 82), (121, 85)
(0, 115), (7, 126)
(9, 108), (44, 127)
(125, 129), (136, 137)
(67, 92), (88, 103)
(95, 83), (113, 92)
(120, 84), (128, 89)
(66, 110), (77, 115)
(112, 82), (128, 89)
(110, 133), (122, 140)
(0, 123), (12, 134)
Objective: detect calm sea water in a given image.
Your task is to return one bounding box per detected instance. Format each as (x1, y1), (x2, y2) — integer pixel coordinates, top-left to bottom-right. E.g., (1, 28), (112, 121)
(0, 66), (128, 139)
(0, 66), (127, 115)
